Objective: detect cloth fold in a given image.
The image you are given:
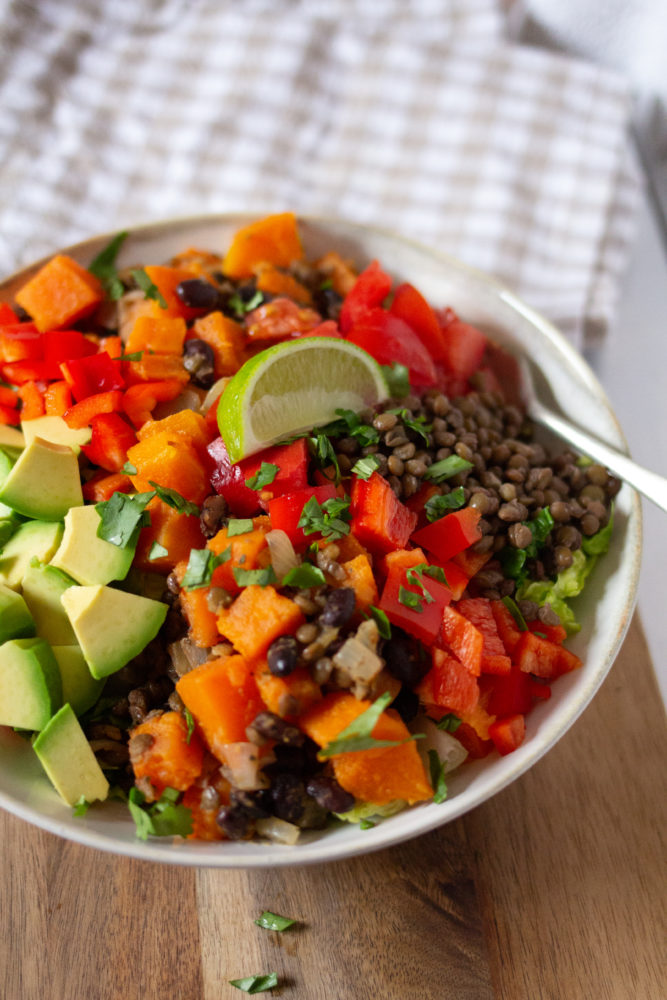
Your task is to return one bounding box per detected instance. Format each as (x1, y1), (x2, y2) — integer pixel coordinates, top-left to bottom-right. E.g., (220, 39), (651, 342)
(0, 0), (640, 348)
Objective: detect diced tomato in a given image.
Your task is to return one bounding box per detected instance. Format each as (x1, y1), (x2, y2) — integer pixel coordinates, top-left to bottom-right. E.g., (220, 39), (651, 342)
(389, 282), (447, 362)
(515, 631), (582, 679)
(379, 560), (452, 646)
(411, 507), (482, 564)
(350, 471), (417, 555)
(456, 598), (511, 675)
(439, 604), (484, 677)
(44, 380), (72, 416)
(267, 484), (338, 548)
(436, 309), (487, 382)
(339, 260), (392, 333)
(416, 648), (479, 716)
(207, 437), (310, 517)
(346, 308), (437, 387)
(488, 714), (526, 756)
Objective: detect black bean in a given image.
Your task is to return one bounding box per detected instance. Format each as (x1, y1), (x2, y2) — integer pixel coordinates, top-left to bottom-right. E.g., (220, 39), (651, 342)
(230, 788), (272, 819)
(199, 494), (228, 538)
(390, 685), (420, 724)
(319, 587), (356, 627)
(182, 338), (215, 387)
(248, 710), (304, 745)
(267, 635), (300, 677)
(264, 744), (311, 777)
(312, 285), (343, 319)
(306, 775), (355, 814)
(176, 278), (222, 310)
(216, 804), (251, 840)
(383, 631), (431, 686)
(270, 773), (306, 823)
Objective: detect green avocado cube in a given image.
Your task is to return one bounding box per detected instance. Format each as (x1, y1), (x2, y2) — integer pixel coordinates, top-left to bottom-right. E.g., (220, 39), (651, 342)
(21, 415), (91, 454)
(0, 582), (36, 642)
(61, 584), (167, 679)
(21, 562), (78, 645)
(0, 437), (83, 520)
(0, 636), (63, 730)
(0, 425), (24, 451)
(0, 520), (64, 590)
(50, 504), (136, 586)
(51, 646), (103, 718)
(33, 703), (109, 806)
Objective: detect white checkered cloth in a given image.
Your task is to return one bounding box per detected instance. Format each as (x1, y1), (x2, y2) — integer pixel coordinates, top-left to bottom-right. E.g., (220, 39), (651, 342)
(0, 0), (640, 348)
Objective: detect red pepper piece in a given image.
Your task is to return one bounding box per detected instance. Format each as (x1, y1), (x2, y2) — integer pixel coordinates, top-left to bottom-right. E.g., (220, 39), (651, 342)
(453, 722), (493, 759)
(436, 308), (488, 382)
(526, 620), (567, 644)
(293, 320), (341, 339)
(267, 484), (338, 548)
(439, 604), (484, 677)
(81, 412), (138, 473)
(411, 507), (482, 564)
(0, 386), (18, 409)
(431, 559), (470, 600)
(0, 322), (43, 363)
(44, 380), (73, 416)
(245, 298), (322, 343)
(379, 560), (452, 646)
(43, 329), (97, 369)
(207, 437), (309, 517)
(63, 389), (124, 429)
(0, 303), (18, 325)
(488, 713), (526, 756)
(416, 647), (480, 716)
(480, 665), (533, 717)
(490, 599), (524, 656)
(17, 380), (46, 421)
(0, 404), (21, 426)
(404, 482), (441, 530)
(456, 598), (512, 675)
(515, 631), (582, 679)
(122, 380), (183, 428)
(389, 282), (447, 363)
(60, 351), (125, 402)
(339, 260), (393, 334)
(82, 471), (133, 503)
(346, 307), (437, 388)
(528, 677), (551, 702)
(350, 471), (417, 555)
(1, 360), (53, 384)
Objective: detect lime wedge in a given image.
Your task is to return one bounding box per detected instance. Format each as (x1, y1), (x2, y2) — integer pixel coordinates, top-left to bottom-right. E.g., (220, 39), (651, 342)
(218, 337), (389, 462)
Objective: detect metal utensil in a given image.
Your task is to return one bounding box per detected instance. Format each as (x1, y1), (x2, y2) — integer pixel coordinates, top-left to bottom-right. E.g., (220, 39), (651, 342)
(518, 357), (667, 513)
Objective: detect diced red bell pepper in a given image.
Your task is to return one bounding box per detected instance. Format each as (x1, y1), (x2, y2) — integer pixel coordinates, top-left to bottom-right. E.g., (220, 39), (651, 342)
(2, 360), (53, 384)
(122, 379), (184, 428)
(339, 260), (393, 334)
(63, 389), (124, 429)
(528, 677), (552, 702)
(526, 620), (567, 645)
(17, 380), (45, 421)
(81, 412), (138, 473)
(456, 598), (511, 675)
(82, 471), (133, 503)
(480, 665), (533, 717)
(0, 303), (18, 325)
(0, 322), (43, 363)
(245, 298), (322, 343)
(267, 484), (338, 548)
(207, 437), (310, 517)
(436, 309), (488, 383)
(488, 714), (526, 756)
(379, 559), (452, 646)
(389, 282), (447, 363)
(60, 351), (125, 402)
(411, 507), (482, 564)
(454, 722), (493, 759)
(0, 387), (18, 409)
(404, 482), (441, 530)
(292, 320), (341, 339)
(439, 604), (484, 677)
(346, 308), (437, 387)
(451, 547), (492, 580)
(350, 471), (417, 555)
(416, 647), (480, 717)
(43, 329), (97, 369)
(490, 599), (524, 656)
(0, 404), (20, 426)
(515, 631), (582, 679)
(44, 380), (73, 416)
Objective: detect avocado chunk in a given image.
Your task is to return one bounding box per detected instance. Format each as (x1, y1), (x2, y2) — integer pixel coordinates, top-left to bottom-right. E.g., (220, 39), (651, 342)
(22, 415), (91, 454)
(0, 582), (36, 642)
(0, 437), (83, 520)
(0, 425), (24, 451)
(0, 448), (18, 517)
(0, 519), (63, 590)
(51, 646), (104, 717)
(61, 584), (168, 679)
(0, 517), (20, 548)
(0, 636), (63, 730)
(21, 562), (77, 644)
(33, 703), (109, 806)
(50, 504), (136, 586)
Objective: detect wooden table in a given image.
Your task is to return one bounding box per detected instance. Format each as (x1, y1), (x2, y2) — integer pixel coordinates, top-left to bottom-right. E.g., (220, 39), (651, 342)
(2, 615), (665, 1000)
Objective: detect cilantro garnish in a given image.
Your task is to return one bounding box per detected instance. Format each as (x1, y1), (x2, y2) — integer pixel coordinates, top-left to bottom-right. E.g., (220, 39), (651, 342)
(501, 595), (528, 630)
(423, 455), (474, 483)
(232, 566), (278, 587)
(228, 289), (264, 318)
(297, 494), (351, 541)
(254, 911), (296, 932)
(498, 507), (556, 582)
(88, 231), (128, 300)
(398, 585), (424, 612)
(229, 973), (278, 994)
(127, 786), (193, 841)
(359, 818), (375, 830)
(351, 454), (380, 481)
(368, 605), (391, 639)
(427, 750), (448, 804)
(281, 563), (326, 589)
(245, 462), (279, 491)
(72, 795), (91, 817)
(183, 707), (195, 745)
(381, 362), (410, 398)
(148, 481), (200, 517)
(118, 350), (144, 362)
(181, 546), (231, 590)
(308, 431), (341, 484)
(148, 541), (168, 561)
(95, 490), (154, 547)
(121, 461), (137, 475)
(131, 268), (168, 309)
(435, 714), (461, 733)
(424, 486), (466, 522)
(320, 408), (380, 449)
(319, 692), (424, 758)
(387, 408), (432, 444)
(405, 567), (436, 604)
(226, 518), (254, 537)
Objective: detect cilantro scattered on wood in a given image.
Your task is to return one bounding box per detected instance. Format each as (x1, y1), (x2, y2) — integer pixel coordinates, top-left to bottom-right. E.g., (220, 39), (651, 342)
(297, 494), (351, 540)
(424, 486), (466, 522)
(427, 750), (448, 804)
(254, 911), (296, 932)
(127, 786), (193, 840)
(87, 231), (128, 300)
(131, 268), (168, 308)
(228, 973), (278, 994)
(319, 692), (424, 758)
(423, 455), (474, 483)
(245, 462), (279, 491)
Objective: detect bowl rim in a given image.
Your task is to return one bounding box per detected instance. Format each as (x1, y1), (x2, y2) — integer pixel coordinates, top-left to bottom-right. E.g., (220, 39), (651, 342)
(0, 213), (643, 867)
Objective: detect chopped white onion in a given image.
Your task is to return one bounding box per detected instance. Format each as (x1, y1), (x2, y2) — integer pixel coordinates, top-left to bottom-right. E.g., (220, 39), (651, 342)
(153, 387), (203, 419)
(255, 816), (301, 846)
(167, 638), (208, 677)
(200, 376), (230, 414)
(266, 529), (299, 579)
(217, 742), (271, 790)
(417, 716), (469, 774)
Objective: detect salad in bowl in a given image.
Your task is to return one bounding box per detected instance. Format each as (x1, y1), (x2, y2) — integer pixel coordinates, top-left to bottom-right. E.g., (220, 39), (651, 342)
(0, 213), (640, 864)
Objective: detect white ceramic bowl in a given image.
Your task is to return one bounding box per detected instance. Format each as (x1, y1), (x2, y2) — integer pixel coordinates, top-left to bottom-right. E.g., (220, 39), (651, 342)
(0, 215), (642, 866)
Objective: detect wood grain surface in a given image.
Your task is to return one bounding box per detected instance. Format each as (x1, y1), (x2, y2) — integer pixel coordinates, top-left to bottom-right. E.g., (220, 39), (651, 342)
(1, 614), (665, 1000)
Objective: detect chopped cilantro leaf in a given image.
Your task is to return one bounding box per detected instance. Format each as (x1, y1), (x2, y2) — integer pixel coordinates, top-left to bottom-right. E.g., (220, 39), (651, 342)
(424, 486), (466, 522)
(501, 595), (528, 630)
(368, 605), (391, 639)
(148, 481), (200, 517)
(183, 707), (195, 745)
(72, 795), (91, 817)
(398, 585), (424, 612)
(387, 408), (432, 444)
(308, 431), (341, 484)
(381, 362), (410, 398)
(423, 455), (474, 483)
(282, 563), (326, 588)
(351, 454), (380, 480)
(118, 350), (144, 361)
(435, 714), (461, 733)
(226, 518), (254, 537)
(131, 268), (168, 309)
(228, 973), (278, 994)
(405, 566), (435, 603)
(88, 231), (128, 300)
(319, 692), (424, 758)
(233, 566), (278, 587)
(181, 546), (231, 589)
(297, 495), (351, 541)
(148, 541), (168, 561)
(245, 462), (279, 491)
(359, 818), (375, 830)
(95, 490), (154, 548)
(254, 911), (296, 932)
(319, 408), (380, 448)
(121, 461), (137, 475)
(127, 786), (193, 841)
(427, 750), (448, 804)
(228, 290), (264, 318)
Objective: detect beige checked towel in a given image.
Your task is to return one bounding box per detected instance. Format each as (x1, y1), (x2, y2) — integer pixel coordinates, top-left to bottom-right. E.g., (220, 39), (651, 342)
(0, 0), (641, 348)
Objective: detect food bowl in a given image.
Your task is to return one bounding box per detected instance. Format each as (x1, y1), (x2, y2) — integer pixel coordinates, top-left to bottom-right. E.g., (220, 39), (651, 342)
(0, 215), (642, 866)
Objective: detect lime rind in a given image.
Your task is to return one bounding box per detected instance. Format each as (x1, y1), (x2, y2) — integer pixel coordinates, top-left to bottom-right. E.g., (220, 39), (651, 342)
(218, 337), (389, 462)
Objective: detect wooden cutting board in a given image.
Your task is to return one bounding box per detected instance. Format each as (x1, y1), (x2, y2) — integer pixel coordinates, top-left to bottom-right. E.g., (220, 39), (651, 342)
(1, 614), (665, 1000)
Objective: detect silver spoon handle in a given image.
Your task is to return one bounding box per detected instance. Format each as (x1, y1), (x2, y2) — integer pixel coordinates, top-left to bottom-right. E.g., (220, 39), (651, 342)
(531, 398), (667, 514)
